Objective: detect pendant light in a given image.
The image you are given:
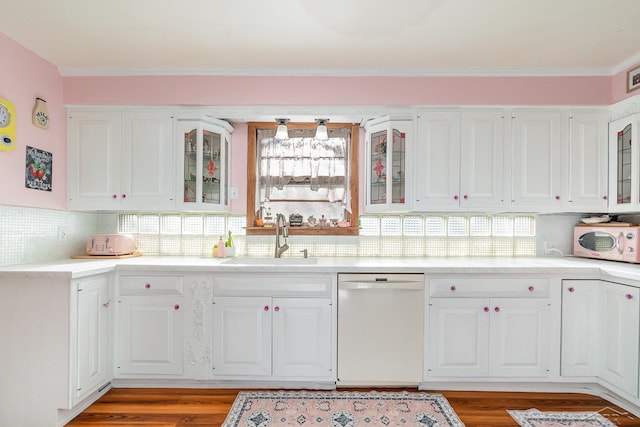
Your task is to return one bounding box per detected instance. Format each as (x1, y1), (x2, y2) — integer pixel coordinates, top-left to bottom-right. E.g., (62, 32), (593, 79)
(315, 118), (329, 141)
(275, 118), (290, 140)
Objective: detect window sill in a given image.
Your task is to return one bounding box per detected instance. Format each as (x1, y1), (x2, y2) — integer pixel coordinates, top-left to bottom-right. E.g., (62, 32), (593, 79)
(245, 226), (359, 236)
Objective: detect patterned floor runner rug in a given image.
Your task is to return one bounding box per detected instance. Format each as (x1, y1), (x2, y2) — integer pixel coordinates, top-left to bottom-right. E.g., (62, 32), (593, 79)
(507, 408), (618, 427)
(223, 390), (465, 426)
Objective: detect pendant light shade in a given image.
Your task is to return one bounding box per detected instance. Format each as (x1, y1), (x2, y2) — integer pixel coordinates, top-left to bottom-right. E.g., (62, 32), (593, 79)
(275, 118), (290, 140)
(315, 118), (329, 141)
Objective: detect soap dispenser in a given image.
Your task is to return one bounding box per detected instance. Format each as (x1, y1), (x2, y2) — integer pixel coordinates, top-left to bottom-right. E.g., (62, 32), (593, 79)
(217, 236), (225, 258)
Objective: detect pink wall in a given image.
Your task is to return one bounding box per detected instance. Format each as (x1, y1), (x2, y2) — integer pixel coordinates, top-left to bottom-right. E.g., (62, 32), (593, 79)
(63, 75), (612, 106)
(0, 33), (65, 210)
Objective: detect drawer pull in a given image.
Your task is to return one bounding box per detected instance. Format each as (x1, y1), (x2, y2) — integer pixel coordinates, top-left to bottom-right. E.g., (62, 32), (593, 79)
(450, 285), (456, 292)
(264, 305), (270, 311)
(528, 286), (535, 292)
(627, 294), (634, 300)
(145, 283), (151, 289)
(483, 306), (489, 312)
(102, 301), (110, 309)
(112, 194), (117, 199)
(568, 287), (575, 293)
(174, 304), (180, 310)
(274, 306), (280, 312)
(494, 306), (500, 313)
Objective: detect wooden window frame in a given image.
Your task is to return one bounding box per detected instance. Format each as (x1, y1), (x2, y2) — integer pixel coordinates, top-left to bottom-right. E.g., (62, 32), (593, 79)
(246, 122), (359, 236)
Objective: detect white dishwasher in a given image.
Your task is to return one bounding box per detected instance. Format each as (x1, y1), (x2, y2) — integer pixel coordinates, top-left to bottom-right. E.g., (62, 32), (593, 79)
(337, 273), (425, 386)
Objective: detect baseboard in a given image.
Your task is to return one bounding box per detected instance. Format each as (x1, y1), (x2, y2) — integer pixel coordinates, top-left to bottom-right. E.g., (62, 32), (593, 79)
(57, 382), (112, 427)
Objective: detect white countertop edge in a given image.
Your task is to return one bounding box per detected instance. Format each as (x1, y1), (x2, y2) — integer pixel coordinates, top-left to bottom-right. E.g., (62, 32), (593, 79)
(0, 255), (631, 280)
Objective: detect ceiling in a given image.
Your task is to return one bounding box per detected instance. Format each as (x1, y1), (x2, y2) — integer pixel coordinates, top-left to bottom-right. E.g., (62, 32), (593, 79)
(1, 0), (640, 76)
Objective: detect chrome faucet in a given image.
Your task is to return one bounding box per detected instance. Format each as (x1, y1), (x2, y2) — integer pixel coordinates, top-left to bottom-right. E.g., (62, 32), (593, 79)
(274, 213), (289, 258)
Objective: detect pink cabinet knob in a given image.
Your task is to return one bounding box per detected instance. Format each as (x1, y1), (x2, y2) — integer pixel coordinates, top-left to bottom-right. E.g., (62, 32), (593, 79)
(568, 287), (575, 293)
(450, 285), (456, 291)
(264, 305), (269, 311)
(555, 195), (561, 200)
(121, 194), (127, 199)
(463, 195), (468, 200)
(145, 283), (151, 289)
(274, 306), (280, 312)
(174, 304), (180, 310)
(453, 195), (459, 200)
(494, 307), (500, 313)
(627, 294), (634, 300)
(603, 195), (608, 200)
(483, 306), (489, 312)
(528, 286), (535, 292)
(103, 301), (110, 309)
(112, 194), (118, 199)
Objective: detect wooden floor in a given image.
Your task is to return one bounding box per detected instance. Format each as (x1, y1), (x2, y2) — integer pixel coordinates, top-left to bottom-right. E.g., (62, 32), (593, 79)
(66, 388), (640, 426)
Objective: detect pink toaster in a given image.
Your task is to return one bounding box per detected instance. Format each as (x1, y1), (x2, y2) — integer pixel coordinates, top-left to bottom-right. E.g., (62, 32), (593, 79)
(86, 234), (136, 256)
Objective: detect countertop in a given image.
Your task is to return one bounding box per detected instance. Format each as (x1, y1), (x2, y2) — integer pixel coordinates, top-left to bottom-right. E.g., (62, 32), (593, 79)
(1, 255), (639, 281)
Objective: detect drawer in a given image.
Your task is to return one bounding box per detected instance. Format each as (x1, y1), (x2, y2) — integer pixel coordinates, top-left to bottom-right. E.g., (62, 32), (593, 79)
(429, 277), (549, 298)
(214, 274), (333, 297)
(119, 275), (184, 296)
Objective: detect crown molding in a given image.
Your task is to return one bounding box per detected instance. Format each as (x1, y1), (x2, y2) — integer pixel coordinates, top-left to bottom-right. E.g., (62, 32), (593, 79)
(58, 66), (615, 78)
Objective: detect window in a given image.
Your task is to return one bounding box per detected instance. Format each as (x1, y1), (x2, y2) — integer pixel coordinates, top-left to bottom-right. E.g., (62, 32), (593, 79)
(246, 122), (359, 235)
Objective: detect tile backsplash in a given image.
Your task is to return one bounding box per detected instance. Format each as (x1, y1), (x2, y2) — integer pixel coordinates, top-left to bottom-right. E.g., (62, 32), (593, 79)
(0, 205), (112, 267)
(1, 205), (586, 268)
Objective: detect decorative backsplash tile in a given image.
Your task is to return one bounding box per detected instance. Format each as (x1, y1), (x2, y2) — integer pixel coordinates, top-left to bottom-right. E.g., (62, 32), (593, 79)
(0, 206), (544, 268)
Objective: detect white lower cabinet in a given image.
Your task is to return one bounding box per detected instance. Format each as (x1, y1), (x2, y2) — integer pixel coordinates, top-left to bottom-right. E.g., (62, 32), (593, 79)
(560, 280), (599, 377)
(561, 279), (640, 398)
(598, 281), (639, 397)
(116, 274), (185, 376)
(427, 277), (552, 379)
(73, 275), (111, 405)
(211, 275), (335, 381)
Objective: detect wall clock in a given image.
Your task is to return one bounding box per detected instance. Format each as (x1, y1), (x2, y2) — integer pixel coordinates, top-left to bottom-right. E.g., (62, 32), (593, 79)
(0, 97), (16, 151)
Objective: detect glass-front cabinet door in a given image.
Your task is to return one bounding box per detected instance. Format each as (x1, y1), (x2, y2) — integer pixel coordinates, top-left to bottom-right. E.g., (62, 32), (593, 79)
(609, 114), (639, 212)
(177, 117), (233, 211)
(364, 116), (412, 212)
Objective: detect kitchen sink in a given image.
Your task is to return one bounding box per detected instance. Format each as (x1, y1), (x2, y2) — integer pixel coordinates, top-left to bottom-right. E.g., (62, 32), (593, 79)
(223, 257), (318, 265)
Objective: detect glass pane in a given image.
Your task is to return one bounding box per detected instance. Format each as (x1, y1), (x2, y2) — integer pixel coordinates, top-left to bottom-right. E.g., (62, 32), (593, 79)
(617, 123), (632, 204)
(203, 129), (221, 204)
(183, 129), (197, 203)
(391, 128), (405, 204)
(370, 129), (387, 204)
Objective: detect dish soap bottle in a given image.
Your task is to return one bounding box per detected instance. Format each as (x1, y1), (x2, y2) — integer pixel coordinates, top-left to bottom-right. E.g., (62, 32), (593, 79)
(217, 236), (225, 258)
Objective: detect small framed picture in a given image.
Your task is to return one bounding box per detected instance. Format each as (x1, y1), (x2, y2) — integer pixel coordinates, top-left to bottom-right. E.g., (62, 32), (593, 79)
(627, 65), (640, 93)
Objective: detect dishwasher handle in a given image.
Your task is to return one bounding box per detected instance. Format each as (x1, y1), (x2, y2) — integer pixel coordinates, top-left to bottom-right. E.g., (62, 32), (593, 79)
(339, 281), (423, 291)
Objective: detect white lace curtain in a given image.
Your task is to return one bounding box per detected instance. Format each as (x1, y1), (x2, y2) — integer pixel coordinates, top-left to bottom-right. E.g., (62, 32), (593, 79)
(257, 127), (351, 208)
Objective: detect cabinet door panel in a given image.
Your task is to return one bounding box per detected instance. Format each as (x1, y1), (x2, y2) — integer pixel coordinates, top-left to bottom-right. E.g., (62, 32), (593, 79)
(561, 281), (599, 377)
(460, 111), (505, 208)
(427, 298), (489, 377)
(489, 298), (550, 377)
(117, 296), (184, 375)
(75, 276), (109, 405)
(599, 282), (639, 397)
(414, 112), (461, 210)
(67, 112), (122, 210)
(212, 297), (271, 376)
(569, 112), (608, 211)
(272, 298), (332, 378)
(512, 111), (567, 208)
(121, 112), (174, 209)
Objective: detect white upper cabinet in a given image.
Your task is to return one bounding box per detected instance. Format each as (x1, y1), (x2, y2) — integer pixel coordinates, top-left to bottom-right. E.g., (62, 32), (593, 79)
(414, 111), (460, 211)
(569, 111), (609, 212)
(414, 110), (505, 211)
(176, 117), (233, 212)
(511, 110), (568, 210)
(67, 110), (175, 211)
(608, 113), (640, 212)
(364, 116), (412, 212)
